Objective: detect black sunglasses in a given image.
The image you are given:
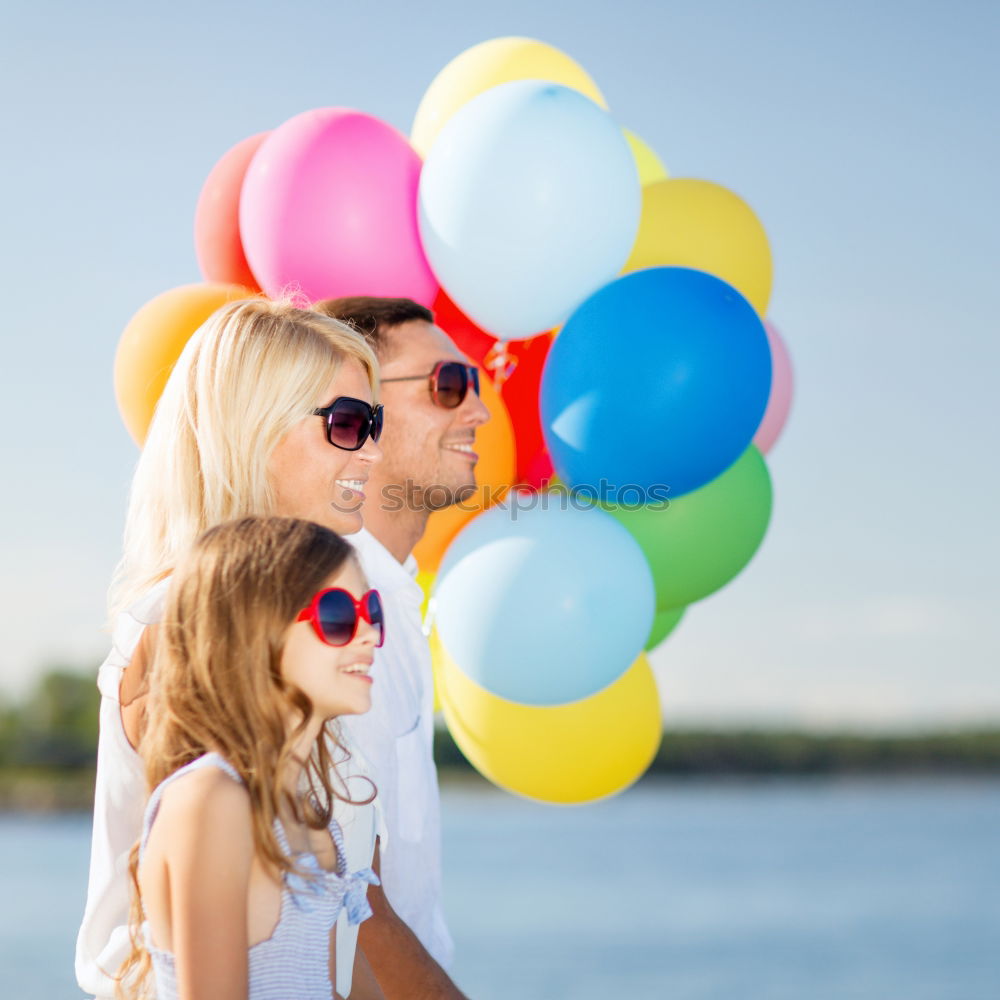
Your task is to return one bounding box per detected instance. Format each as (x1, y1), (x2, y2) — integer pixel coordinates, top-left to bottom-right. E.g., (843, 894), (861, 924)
(381, 361), (480, 409)
(312, 396), (384, 451)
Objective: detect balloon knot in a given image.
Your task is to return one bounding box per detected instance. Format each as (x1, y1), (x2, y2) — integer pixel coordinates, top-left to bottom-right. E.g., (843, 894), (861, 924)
(484, 340), (518, 387)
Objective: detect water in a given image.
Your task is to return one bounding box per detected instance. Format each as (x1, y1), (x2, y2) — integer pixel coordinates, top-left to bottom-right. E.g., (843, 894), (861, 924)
(2, 778), (998, 999)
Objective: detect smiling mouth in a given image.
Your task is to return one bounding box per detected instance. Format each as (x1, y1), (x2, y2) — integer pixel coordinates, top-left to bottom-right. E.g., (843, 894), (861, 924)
(336, 479), (367, 497)
(340, 662), (373, 683)
(442, 442), (478, 460)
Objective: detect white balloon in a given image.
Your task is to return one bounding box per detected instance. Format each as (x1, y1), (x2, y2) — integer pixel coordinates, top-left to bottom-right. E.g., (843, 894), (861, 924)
(418, 80), (641, 339)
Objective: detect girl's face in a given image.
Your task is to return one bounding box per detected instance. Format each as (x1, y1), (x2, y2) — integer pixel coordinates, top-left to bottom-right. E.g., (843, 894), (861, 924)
(268, 359), (383, 536)
(280, 558), (378, 722)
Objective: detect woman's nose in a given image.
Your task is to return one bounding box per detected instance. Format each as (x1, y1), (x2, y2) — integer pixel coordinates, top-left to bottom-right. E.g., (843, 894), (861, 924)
(359, 436), (383, 465)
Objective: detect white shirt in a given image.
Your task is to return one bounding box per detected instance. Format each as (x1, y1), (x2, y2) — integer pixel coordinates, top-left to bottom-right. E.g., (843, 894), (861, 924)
(343, 528), (454, 969)
(74, 579), (383, 999)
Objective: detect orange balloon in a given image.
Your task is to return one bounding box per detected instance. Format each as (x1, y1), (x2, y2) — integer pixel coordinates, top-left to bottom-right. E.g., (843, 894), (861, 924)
(412, 374), (515, 572)
(194, 132), (269, 291)
(114, 283), (253, 445)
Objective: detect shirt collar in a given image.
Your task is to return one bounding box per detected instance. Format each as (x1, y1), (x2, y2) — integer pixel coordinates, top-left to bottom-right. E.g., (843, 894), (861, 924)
(349, 527), (419, 591)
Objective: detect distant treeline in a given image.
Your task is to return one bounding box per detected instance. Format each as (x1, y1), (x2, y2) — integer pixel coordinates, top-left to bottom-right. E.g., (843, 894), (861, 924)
(0, 669), (101, 810)
(648, 728), (1000, 776)
(435, 725), (1000, 777)
(1, 670), (999, 810)
(0, 669), (99, 770)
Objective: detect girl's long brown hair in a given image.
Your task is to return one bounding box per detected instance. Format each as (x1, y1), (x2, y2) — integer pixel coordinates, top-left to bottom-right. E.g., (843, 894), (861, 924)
(117, 516), (373, 997)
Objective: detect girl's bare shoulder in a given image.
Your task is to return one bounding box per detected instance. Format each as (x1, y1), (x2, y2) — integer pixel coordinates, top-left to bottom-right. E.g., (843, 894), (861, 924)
(155, 764), (254, 852)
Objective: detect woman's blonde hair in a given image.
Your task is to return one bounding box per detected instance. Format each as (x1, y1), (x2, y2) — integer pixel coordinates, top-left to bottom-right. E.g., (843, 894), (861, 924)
(110, 298), (379, 620)
(119, 515), (370, 996)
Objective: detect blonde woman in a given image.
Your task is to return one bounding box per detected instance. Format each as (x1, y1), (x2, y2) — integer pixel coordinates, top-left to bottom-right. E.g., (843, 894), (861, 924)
(77, 300), (387, 999)
(119, 516), (386, 1000)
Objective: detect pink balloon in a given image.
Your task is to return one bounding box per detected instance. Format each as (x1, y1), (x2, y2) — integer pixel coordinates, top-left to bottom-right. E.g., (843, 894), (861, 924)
(240, 108), (438, 306)
(753, 319), (794, 454)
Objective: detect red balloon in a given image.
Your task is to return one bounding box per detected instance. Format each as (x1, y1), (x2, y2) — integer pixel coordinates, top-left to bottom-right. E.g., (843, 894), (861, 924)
(434, 291), (554, 488)
(194, 132), (269, 291)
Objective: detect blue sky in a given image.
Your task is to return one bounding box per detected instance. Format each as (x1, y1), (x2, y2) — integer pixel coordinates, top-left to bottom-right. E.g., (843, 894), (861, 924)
(1, 0), (997, 727)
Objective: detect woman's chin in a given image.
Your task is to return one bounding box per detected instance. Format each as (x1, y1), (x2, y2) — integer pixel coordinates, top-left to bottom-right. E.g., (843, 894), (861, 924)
(325, 508), (364, 536)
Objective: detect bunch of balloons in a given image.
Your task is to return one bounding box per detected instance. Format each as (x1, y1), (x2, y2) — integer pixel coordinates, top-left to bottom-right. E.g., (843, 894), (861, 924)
(112, 35), (794, 805)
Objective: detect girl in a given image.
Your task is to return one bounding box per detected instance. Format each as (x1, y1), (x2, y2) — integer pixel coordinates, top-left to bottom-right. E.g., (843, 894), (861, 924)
(119, 515), (387, 1000)
(78, 299), (386, 999)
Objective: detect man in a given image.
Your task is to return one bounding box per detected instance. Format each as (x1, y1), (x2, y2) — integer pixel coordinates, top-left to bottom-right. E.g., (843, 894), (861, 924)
(313, 297), (489, 997)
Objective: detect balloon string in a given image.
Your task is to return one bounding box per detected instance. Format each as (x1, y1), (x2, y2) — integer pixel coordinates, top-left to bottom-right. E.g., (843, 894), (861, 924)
(484, 340), (518, 389)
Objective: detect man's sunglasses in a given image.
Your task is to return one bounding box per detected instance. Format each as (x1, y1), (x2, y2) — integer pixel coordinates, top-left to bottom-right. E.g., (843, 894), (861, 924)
(297, 587), (385, 648)
(381, 361), (480, 409)
(312, 396), (384, 451)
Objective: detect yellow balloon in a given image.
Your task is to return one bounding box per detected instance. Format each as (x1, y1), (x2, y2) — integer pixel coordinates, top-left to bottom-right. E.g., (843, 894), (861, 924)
(437, 636), (662, 804)
(623, 128), (668, 186)
(416, 570), (435, 623)
(625, 178), (773, 317)
(411, 36), (608, 157)
(114, 283), (252, 445)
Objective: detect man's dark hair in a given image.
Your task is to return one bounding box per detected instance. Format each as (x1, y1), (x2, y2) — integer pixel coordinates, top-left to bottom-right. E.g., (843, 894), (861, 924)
(313, 297), (433, 359)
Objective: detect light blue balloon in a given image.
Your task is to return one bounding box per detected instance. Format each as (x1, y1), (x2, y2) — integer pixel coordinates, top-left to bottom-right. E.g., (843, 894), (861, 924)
(418, 79), (640, 340)
(541, 267), (772, 499)
(433, 500), (655, 706)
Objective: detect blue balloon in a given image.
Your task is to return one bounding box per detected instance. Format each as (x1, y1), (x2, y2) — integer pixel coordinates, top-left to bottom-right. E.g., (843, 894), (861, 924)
(433, 501), (654, 706)
(540, 267), (772, 500)
(418, 80), (640, 340)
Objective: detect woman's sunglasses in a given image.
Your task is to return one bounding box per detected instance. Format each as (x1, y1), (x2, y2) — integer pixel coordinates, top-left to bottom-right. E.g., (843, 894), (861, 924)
(312, 396), (384, 451)
(297, 587), (385, 648)
(382, 361), (480, 409)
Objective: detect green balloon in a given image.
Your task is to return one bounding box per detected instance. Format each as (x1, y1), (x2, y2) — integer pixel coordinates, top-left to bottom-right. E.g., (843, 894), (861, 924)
(645, 605), (685, 651)
(606, 446), (772, 610)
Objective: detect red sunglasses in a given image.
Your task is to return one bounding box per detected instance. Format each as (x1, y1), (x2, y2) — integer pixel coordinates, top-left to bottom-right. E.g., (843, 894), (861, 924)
(296, 588), (385, 648)
(381, 361), (480, 409)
